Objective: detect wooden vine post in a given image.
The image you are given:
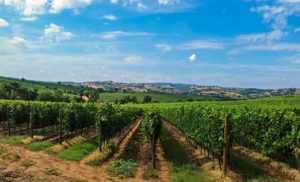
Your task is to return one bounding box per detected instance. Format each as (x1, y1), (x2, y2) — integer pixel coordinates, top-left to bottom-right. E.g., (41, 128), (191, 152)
(223, 114), (230, 176)
(7, 106), (11, 136)
(151, 116), (156, 169)
(29, 110), (34, 139)
(98, 113), (103, 151)
(58, 109), (63, 144)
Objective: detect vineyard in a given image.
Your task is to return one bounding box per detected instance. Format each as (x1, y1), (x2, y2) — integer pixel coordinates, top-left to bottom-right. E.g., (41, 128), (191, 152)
(0, 97), (300, 182)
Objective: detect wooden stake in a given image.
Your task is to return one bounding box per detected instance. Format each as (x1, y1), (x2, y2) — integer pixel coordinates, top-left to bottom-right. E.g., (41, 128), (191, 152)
(29, 111), (33, 139)
(7, 107), (11, 136)
(223, 114), (230, 176)
(98, 113), (102, 151)
(59, 109), (63, 144)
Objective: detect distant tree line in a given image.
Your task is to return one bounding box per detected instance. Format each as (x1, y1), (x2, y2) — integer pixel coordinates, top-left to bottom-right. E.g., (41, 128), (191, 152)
(0, 82), (155, 104)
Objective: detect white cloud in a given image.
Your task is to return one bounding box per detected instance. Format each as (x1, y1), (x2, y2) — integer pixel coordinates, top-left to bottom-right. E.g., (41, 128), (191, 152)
(49, 0), (92, 13)
(155, 44), (173, 52)
(124, 56), (143, 64)
(278, 0), (300, 3)
(23, 0), (47, 16)
(110, 0), (119, 4)
(236, 30), (285, 43)
(137, 2), (148, 11)
(251, 1), (300, 30)
(20, 16), (37, 21)
(0, 0), (47, 16)
(228, 43), (300, 54)
(43, 23), (74, 42)
(188, 54), (197, 62)
(11, 37), (27, 48)
(99, 31), (153, 39)
(103, 14), (118, 21)
(158, 0), (180, 5)
(280, 54), (300, 63)
(0, 18), (9, 27)
(179, 40), (223, 50)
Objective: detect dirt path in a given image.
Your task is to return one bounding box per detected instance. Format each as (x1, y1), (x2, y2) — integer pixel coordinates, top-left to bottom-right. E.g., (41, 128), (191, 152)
(0, 143), (118, 182)
(156, 142), (171, 182)
(100, 118), (142, 169)
(0, 119), (144, 182)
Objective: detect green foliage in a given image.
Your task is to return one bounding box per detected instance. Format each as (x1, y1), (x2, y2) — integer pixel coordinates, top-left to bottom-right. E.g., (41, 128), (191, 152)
(107, 159), (137, 178)
(57, 138), (98, 161)
(143, 95), (152, 103)
(25, 141), (54, 151)
(141, 111), (162, 144)
(44, 168), (62, 176)
(96, 103), (143, 150)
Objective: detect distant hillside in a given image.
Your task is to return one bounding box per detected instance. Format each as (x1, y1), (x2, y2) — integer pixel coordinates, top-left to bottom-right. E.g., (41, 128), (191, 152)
(0, 76), (228, 103)
(1, 76), (298, 101)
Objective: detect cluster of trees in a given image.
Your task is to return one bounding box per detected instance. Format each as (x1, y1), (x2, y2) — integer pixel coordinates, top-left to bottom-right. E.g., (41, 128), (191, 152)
(0, 82), (81, 103)
(0, 82), (38, 101)
(114, 95), (152, 104)
(115, 96), (138, 104)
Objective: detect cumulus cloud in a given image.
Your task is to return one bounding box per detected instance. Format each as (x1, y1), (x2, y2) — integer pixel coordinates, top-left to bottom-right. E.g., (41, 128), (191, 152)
(188, 54), (197, 62)
(43, 23), (74, 42)
(103, 14), (118, 21)
(0, 18), (9, 27)
(11, 37), (27, 48)
(50, 0), (93, 13)
(237, 30), (285, 43)
(0, 0), (47, 16)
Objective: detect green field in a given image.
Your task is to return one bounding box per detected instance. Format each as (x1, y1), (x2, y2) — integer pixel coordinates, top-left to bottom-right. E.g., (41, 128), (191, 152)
(100, 92), (223, 103)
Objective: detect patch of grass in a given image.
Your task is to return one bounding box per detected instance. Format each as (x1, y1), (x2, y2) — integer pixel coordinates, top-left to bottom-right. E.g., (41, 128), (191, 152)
(57, 138), (98, 161)
(86, 147), (112, 167)
(21, 160), (35, 169)
(44, 168), (62, 176)
(0, 145), (6, 154)
(25, 141), (53, 151)
(231, 153), (282, 182)
(7, 153), (21, 162)
(107, 159), (137, 178)
(160, 126), (211, 182)
(72, 179), (88, 182)
(145, 167), (158, 178)
(1, 136), (28, 146)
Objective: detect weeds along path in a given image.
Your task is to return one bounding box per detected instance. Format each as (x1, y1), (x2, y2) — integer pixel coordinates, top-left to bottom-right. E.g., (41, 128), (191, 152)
(232, 147), (299, 182)
(163, 121), (243, 182)
(0, 143), (119, 182)
(0, 119), (143, 182)
(100, 118), (143, 169)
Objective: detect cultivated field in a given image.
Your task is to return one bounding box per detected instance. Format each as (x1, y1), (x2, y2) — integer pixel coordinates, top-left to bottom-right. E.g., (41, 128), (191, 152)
(0, 96), (300, 182)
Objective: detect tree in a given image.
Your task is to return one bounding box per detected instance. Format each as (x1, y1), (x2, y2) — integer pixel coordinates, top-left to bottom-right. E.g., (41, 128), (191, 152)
(143, 95), (152, 103)
(38, 91), (56, 102)
(119, 96), (138, 104)
(89, 91), (100, 103)
(3, 82), (21, 99)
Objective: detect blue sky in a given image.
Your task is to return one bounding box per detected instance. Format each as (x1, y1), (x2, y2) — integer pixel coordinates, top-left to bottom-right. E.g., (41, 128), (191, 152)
(0, 0), (300, 88)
